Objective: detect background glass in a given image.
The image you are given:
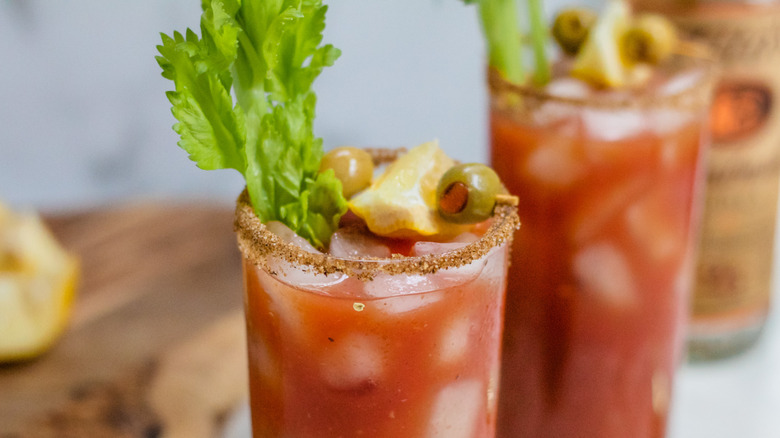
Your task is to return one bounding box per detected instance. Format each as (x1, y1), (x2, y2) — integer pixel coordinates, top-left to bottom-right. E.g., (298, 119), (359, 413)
(489, 55), (714, 437)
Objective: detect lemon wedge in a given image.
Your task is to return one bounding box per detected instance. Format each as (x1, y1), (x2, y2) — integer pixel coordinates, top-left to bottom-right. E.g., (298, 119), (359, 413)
(571, 0), (632, 88)
(348, 141), (467, 239)
(0, 202), (79, 362)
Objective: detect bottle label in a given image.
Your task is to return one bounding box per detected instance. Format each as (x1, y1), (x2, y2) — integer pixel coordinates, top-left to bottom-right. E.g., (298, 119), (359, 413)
(674, 8), (780, 318)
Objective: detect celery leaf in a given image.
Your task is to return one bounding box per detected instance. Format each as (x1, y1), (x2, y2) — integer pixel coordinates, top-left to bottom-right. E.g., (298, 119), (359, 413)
(157, 0), (346, 248)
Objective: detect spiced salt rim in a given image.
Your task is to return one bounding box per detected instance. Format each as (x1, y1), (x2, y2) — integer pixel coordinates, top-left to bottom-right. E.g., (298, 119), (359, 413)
(234, 149), (520, 281)
(488, 44), (717, 112)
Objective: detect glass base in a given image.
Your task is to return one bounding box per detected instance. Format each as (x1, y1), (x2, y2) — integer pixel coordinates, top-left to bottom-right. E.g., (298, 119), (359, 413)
(686, 320), (766, 361)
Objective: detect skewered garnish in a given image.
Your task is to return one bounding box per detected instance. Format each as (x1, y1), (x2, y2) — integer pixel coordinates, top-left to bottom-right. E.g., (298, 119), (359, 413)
(320, 147), (375, 199)
(567, 1), (679, 88)
(348, 141), (472, 238)
(622, 14), (678, 65)
(465, 0), (680, 89)
(570, 1), (633, 88)
(552, 8), (598, 56)
(437, 163), (503, 224)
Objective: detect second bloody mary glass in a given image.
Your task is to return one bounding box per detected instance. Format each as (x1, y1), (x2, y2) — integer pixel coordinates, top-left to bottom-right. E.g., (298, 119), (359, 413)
(489, 55), (714, 437)
(234, 173), (519, 437)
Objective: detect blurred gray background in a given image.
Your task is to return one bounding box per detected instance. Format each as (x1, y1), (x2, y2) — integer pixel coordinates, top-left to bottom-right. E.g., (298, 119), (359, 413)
(0, 0), (571, 211)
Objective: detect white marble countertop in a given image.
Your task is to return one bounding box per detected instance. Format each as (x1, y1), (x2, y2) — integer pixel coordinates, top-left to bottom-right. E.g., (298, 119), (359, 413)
(668, 304), (780, 438)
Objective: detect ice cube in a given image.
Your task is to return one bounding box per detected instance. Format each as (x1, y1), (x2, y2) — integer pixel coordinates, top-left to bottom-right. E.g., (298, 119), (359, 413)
(374, 291), (445, 315)
(415, 245), (505, 308)
(573, 243), (638, 310)
(449, 232), (480, 244)
(411, 232), (480, 256)
(265, 221), (319, 253)
(249, 333), (279, 380)
(582, 108), (645, 143)
(571, 177), (651, 244)
(254, 269), (308, 342)
(547, 77), (592, 100)
(365, 272), (438, 297)
(624, 189), (685, 261)
(267, 258), (347, 289)
(524, 137), (586, 188)
(433, 259), (487, 291)
(364, 240), (489, 314)
(534, 103), (578, 128)
(533, 78), (592, 126)
(426, 380), (483, 438)
(329, 225), (392, 259)
(477, 244), (510, 290)
(320, 333), (386, 392)
(412, 240), (470, 256)
(658, 138), (682, 170)
(367, 272), (445, 314)
(438, 316), (471, 365)
(648, 107), (695, 136)
(413, 236), (493, 291)
(658, 70), (703, 97)
(263, 222), (346, 288)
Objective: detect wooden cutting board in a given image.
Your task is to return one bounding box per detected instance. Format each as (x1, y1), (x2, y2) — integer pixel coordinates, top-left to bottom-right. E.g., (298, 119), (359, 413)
(0, 202), (248, 438)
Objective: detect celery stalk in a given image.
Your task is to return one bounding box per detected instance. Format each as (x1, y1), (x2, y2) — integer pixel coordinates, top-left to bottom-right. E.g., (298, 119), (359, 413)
(475, 0), (525, 84)
(527, 0), (551, 85)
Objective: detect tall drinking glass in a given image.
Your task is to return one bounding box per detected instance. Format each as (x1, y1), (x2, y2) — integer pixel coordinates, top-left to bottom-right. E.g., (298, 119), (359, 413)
(489, 55), (714, 437)
(234, 165), (519, 438)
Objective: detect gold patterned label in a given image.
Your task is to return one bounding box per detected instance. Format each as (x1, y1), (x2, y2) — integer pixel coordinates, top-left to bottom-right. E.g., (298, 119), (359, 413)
(672, 6), (780, 317)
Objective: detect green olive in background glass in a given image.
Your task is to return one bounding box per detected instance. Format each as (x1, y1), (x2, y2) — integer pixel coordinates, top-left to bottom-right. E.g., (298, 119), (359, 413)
(622, 14), (678, 65)
(437, 163), (502, 224)
(552, 8), (598, 56)
(320, 147), (374, 199)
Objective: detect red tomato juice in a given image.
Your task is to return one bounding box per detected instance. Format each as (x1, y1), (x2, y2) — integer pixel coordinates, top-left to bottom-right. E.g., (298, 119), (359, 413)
(240, 228), (512, 437)
(490, 79), (711, 437)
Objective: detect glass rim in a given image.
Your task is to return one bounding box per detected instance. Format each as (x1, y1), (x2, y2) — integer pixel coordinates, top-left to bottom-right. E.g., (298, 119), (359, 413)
(234, 150), (520, 281)
(488, 43), (718, 110)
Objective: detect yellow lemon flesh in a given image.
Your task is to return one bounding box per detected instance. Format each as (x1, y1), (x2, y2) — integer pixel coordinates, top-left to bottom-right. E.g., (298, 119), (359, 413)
(571, 0), (632, 88)
(0, 202), (79, 362)
(348, 141), (468, 239)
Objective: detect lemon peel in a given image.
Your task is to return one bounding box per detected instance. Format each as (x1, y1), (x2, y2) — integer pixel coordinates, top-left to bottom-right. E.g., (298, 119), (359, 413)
(571, 0), (632, 88)
(0, 202), (79, 362)
(348, 141), (469, 239)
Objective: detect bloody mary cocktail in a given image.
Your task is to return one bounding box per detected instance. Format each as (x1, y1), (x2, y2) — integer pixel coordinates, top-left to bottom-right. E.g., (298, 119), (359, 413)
(235, 146), (520, 438)
(489, 57), (714, 437)
(158, 1), (521, 435)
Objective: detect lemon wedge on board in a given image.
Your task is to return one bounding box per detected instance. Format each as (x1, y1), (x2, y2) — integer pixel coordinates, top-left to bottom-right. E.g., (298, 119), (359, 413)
(0, 202), (79, 362)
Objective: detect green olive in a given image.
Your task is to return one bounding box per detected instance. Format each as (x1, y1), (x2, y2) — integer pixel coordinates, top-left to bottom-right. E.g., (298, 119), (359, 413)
(622, 14), (678, 65)
(437, 163), (502, 224)
(320, 147), (374, 199)
(552, 8), (598, 56)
